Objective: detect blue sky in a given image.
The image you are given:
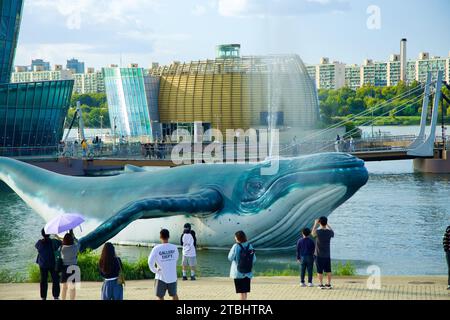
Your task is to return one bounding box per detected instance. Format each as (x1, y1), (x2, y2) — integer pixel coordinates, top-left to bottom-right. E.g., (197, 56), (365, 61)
(15, 0), (450, 69)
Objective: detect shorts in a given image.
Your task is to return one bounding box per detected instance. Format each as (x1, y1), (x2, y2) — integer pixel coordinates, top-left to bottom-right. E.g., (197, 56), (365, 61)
(61, 265), (78, 283)
(234, 277), (251, 294)
(182, 256), (197, 267)
(315, 257), (332, 274)
(155, 280), (177, 298)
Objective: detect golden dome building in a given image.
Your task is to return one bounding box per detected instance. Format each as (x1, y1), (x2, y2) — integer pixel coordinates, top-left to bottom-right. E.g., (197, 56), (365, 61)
(151, 45), (320, 143)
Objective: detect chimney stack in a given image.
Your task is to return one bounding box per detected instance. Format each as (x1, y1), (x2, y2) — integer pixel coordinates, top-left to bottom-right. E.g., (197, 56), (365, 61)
(400, 38), (407, 82)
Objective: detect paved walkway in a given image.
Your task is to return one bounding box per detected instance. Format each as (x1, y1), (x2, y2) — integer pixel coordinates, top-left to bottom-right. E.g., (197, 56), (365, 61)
(0, 276), (448, 300)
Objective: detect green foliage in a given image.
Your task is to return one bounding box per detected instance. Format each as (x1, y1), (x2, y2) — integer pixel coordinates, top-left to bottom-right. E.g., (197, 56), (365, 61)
(333, 262), (356, 276)
(66, 93), (110, 129)
(26, 251), (155, 283)
(255, 261), (357, 277)
(318, 82), (437, 126)
(0, 269), (27, 283)
(27, 264), (41, 283)
(25, 250), (196, 283)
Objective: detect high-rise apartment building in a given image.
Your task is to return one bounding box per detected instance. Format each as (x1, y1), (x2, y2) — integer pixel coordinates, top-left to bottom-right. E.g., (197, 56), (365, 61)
(360, 59), (388, 87)
(11, 67), (72, 83)
(73, 69), (105, 94)
(415, 52), (449, 83)
(313, 57), (345, 90)
(31, 59), (50, 72)
(344, 64), (361, 90)
(67, 58), (85, 74)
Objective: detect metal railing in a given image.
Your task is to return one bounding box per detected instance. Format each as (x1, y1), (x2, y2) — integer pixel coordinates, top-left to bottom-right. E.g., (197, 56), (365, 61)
(0, 146), (59, 158)
(4, 135), (448, 161)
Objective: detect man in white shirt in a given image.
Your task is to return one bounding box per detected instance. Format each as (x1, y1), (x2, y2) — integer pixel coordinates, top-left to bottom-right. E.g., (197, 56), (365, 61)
(180, 223), (197, 281)
(148, 229), (180, 300)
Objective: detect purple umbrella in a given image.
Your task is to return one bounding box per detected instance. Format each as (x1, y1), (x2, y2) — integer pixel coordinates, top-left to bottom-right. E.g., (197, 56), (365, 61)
(44, 213), (85, 235)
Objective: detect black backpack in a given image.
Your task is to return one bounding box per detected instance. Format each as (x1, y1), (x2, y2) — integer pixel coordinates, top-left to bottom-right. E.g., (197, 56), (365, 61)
(237, 243), (255, 274)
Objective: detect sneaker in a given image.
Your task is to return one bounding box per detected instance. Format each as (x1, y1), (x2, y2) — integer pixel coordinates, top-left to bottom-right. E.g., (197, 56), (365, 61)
(308, 283), (314, 287)
(325, 284), (333, 290)
(318, 284), (326, 290)
(191, 276), (196, 281)
(182, 276), (188, 281)
(300, 282), (307, 287)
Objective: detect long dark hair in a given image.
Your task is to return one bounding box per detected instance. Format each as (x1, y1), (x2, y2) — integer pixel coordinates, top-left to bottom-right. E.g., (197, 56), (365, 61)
(235, 231), (247, 243)
(62, 233), (74, 246)
(99, 243), (117, 275)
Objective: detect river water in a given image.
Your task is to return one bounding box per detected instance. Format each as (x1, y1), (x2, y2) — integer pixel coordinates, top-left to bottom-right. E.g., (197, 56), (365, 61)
(0, 126), (449, 277)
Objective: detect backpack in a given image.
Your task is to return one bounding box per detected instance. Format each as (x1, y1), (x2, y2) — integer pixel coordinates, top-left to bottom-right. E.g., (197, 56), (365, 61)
(237, 243), (255, 274)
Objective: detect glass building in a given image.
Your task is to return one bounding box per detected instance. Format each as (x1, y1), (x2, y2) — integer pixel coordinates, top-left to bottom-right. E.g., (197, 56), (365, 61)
(103, 66), (161, 140)
(0, 0), (23, 84)
(0, 80), (74, 153)
(0, 0), (74, 156)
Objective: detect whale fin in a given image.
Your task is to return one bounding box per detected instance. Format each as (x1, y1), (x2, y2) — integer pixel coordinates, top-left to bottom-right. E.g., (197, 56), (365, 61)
(79, 188), (222, 251)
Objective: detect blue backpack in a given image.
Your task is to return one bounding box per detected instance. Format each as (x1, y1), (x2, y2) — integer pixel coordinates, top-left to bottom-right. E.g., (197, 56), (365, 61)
(237, 243), (255, 274)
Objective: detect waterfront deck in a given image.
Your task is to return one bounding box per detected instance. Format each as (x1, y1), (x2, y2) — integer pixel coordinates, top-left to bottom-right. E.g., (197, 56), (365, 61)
(0, 276), (448, 300)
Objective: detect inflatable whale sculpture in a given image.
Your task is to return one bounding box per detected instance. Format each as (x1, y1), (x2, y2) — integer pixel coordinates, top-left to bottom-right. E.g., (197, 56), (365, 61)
(0, 153), (368, 251)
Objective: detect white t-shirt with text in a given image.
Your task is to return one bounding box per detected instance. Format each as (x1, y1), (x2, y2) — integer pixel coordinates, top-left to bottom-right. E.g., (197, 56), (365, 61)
(148, 243), (179, 284)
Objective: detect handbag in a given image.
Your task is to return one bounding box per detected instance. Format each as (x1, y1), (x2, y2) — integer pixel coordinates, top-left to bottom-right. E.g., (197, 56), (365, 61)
(117, 258), (125, 286)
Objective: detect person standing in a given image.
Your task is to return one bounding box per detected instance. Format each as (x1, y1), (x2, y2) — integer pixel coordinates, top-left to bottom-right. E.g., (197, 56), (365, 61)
(312, 217), (334, 289)
(81, 139), (88, 157)
(349, 137), (355, 152)
(60, 231), (79, 300)
(228, 231), (256, 300)
(98, 243), (124, 300)
(35, 228), (61, 300)
(148, 229), (180, 300)
(296, 228), (315, 287)
(180, 223), (197, 281)
(444, 226), (450, 290)
(335, 135), (341, 152)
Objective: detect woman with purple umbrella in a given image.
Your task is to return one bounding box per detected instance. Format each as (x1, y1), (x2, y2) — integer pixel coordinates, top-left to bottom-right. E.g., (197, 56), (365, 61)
(36, 213), (85, 300)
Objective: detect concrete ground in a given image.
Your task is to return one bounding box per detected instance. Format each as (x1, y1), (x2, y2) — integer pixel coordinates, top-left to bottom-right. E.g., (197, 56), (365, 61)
(0, 276), (449, 300)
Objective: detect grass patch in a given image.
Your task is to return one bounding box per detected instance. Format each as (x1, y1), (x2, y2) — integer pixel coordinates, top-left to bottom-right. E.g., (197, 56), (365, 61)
(255, 261), (357, 277)
(25, 250), (197, 283)
(27, 250), (155, 283)
(0, 269), (27, 283)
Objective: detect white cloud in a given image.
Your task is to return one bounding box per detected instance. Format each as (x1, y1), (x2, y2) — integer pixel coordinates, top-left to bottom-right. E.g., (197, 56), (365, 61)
(216, 0), (350, 17)
(29, 0), (162, 29)
(218, 0), (249, 17)
(192, 4), (207, 16)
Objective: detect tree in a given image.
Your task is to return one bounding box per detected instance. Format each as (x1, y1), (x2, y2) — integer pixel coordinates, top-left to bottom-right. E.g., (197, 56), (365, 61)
(65, 93), (110, 128)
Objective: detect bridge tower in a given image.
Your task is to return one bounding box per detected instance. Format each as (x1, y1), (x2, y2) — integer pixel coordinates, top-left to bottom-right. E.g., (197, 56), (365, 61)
(410, 71), (450, 172)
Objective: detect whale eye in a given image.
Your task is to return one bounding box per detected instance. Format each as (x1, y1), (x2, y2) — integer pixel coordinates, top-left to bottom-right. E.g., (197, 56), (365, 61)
(245, 178), (266, 199)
